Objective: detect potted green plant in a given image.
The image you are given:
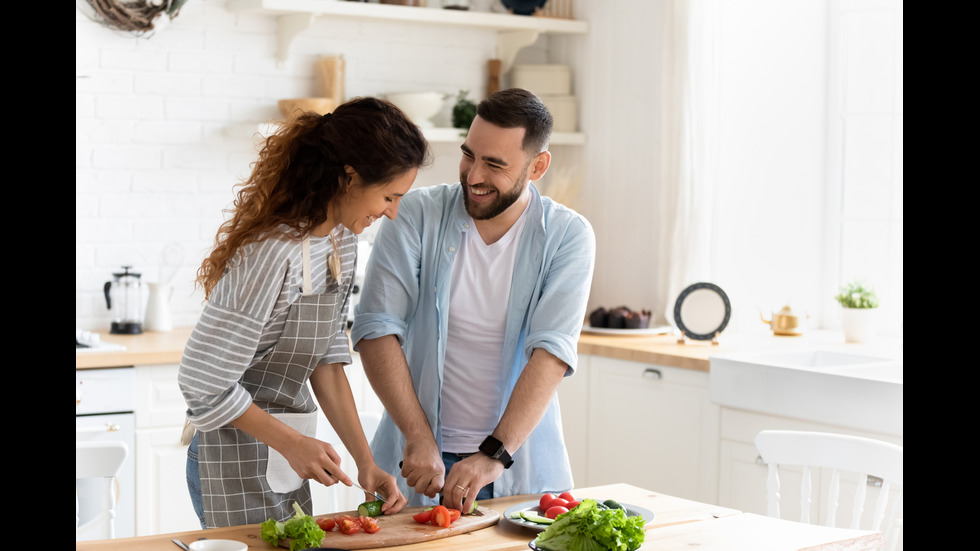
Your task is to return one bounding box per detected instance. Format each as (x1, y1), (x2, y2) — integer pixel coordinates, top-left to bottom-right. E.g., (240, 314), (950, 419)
(451, 90), (477, 132)
(834, 280), (879, 343)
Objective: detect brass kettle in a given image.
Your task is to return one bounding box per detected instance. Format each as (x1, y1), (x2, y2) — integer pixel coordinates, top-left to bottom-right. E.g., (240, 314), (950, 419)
(761, 305), (809, 336)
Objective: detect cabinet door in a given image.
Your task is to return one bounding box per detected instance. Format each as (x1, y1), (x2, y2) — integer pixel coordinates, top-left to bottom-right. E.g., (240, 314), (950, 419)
(135, 427), (201, 536)
(134, 363), (187, 429)
(557, 354), (591, 486)
(586, 357), (719, 503)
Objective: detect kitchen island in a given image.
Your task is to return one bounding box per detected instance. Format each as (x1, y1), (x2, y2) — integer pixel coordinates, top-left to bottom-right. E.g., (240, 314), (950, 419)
(75, 483), (884, 550)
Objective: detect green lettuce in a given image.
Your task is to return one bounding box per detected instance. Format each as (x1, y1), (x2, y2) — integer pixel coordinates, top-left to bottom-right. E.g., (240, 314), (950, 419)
(532, 498), (645, 551)
(260, 502), (326, 551)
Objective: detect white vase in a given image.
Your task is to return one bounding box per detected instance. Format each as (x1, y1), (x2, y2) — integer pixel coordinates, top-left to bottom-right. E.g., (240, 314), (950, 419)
(840, 307), (877, 343)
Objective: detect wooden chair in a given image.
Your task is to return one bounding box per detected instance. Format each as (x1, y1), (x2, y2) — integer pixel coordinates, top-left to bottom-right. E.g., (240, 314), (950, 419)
(76, 441), (129, 540)
(754, 430), (903, 550)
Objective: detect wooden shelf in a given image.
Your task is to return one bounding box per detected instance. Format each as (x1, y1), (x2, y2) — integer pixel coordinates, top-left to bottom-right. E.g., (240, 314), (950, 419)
(227, 0), (587, 68)
(258, 122), (584, 144)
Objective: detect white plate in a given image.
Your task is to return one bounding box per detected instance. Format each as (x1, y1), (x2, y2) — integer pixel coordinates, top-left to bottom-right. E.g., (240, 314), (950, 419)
(673, 282), (731, 341)
(504, 500), (655, 533)
(581, 324), (674, 336)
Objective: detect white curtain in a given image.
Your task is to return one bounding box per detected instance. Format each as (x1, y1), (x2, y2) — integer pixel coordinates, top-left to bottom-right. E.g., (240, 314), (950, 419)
(656, 0), (721, 326)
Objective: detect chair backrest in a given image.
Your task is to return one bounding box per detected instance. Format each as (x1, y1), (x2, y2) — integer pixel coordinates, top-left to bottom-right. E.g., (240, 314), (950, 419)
(754, 430), (903, 551)
(76, 441), (128, 540)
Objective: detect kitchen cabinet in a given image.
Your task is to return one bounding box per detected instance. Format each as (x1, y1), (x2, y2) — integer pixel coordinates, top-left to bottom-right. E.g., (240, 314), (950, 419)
(716, 406), (903, 541)
(133, 363), (202, 535)
(558, 355), (720, 504)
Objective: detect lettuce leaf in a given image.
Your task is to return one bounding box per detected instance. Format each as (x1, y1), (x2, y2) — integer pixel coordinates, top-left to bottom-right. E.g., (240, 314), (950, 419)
(259, 502), (326, 551)
(533, 499), (645, 551)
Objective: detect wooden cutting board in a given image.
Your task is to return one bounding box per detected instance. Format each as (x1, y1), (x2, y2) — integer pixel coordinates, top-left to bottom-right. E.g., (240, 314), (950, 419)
(282, 506), (500, 549)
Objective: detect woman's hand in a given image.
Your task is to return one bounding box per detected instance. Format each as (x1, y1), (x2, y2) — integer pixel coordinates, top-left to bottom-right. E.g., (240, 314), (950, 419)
(283, 434), (351, 488)
(357, 462), (408, 514)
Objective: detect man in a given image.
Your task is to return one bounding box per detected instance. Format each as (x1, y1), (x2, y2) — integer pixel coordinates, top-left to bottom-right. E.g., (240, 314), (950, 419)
(350, 88), (595, 513)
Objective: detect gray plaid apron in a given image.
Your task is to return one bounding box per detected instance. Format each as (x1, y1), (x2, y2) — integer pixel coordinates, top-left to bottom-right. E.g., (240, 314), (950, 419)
(197, 237), (344, 527)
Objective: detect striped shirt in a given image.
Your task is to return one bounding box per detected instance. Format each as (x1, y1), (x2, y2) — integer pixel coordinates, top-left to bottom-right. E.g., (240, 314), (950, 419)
(178, 225), (356, 433)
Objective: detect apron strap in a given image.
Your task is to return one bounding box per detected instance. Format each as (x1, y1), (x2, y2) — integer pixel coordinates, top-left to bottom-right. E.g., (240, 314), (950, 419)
(302, 237), (313, 295)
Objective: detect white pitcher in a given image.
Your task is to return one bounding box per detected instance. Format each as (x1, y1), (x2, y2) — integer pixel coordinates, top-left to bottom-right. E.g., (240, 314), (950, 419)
(145, 282), (174, 332)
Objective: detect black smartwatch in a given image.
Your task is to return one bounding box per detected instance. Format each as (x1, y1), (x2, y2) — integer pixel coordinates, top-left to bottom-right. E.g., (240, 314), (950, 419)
(478, 435), (514, 469)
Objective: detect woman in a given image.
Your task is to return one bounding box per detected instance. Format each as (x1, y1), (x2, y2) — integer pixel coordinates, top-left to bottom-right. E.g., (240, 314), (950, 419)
(178, 97), (429, 528)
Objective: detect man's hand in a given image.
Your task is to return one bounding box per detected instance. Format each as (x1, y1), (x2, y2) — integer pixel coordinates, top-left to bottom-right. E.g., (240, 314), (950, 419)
(443, 453), (503, 513)
(400, 439), (445, 498)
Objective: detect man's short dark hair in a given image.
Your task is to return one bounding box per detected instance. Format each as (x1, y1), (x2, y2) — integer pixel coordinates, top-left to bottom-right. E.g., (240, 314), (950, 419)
(477, 88), (553, 155)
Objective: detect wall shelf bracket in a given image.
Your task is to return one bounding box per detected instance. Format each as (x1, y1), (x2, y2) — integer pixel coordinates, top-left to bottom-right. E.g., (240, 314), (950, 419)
(497, 29), (540, 74)
(276, 13), (315, 67)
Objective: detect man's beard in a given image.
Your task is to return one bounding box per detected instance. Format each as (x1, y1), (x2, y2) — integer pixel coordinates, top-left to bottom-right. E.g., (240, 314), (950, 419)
(461, 164), (529, 221)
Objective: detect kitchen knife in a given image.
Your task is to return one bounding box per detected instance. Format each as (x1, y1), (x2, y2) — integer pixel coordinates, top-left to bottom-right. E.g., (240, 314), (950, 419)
(324, 469), (387, 503)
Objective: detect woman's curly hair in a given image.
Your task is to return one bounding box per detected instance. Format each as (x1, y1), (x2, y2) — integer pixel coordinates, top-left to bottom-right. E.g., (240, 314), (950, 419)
(197, 97), (429, 299)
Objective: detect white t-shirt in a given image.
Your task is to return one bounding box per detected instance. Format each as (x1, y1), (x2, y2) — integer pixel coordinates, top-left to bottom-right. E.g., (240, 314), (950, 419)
(440, 204), (530, 453)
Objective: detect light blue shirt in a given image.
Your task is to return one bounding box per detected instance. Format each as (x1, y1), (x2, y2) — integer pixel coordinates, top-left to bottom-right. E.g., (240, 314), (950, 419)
(351, 182), (596, 504)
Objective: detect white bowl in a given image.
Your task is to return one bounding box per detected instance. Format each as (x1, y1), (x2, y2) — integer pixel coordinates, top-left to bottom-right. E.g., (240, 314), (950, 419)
(188, 540), (248, 551)
(385, 91), (446, 127)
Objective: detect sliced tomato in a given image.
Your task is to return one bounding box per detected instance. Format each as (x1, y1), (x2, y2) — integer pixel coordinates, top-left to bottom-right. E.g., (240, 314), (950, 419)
(448, 508), (461, 523)
(315, 517), (336, 531)
(430, 505), (452, 528)
(539, 493), (557, 512)
(558, 491), (576, 502)
(359, 515), (381, 534)
(413, 509), (434, 524)
(336, 516), (360, 535)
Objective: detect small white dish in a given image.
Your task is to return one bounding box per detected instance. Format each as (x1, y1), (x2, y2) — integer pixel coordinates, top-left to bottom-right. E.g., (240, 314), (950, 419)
(188, 540), (248, 551)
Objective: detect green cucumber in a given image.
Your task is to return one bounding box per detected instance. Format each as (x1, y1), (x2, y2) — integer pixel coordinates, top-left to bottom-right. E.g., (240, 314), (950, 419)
(602, 499), (625, 510)
(357, 500), (384, 517)
(520, 511), (554, 525)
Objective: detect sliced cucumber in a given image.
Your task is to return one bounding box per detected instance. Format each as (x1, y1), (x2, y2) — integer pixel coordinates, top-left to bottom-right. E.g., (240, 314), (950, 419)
(357, 500), (384, 517)
(520, 511), (554, 525)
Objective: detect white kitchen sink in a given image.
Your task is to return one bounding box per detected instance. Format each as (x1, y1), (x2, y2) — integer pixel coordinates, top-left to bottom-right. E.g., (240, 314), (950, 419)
(709, 350), (903, 435)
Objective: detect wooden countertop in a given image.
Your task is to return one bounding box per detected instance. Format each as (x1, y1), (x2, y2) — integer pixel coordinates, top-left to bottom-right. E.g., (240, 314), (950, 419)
(75, 483), (883, 550)
(577, 329), (902, 372)
(75, 326), (193, 369)
(76, 325), (902, 371)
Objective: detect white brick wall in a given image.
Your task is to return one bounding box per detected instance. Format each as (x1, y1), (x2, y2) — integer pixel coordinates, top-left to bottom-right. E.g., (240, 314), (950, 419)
(76, 0), (510, 331)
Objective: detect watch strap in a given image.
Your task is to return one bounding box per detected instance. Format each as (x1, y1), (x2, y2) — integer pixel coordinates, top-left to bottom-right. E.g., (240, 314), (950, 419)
(479, 435), (514, 469)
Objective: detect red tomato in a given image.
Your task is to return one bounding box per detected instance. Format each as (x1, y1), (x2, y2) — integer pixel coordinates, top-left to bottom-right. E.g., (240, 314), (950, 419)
(566, 500), (581, 510)
(558, 491), (576, 502)
(316, 517), (336, 531)
(430, 505), (452, 528)
(448, 509), (462, 523)
(548, 498), (569, 509)
(336, 516), (360, 535)
(539, 493), (557, 511)
(545, 505), (569, 519)
(413, 509), (434, 524)
(359, 516), (381, 534)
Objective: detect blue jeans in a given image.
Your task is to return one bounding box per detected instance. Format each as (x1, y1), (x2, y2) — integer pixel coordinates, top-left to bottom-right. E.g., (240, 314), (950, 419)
(186, 432), (207, 529)
(442, 452), (494, 501)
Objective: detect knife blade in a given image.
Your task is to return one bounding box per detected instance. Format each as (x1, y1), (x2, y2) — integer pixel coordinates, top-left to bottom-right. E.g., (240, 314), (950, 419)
(324, 469), (387, 503)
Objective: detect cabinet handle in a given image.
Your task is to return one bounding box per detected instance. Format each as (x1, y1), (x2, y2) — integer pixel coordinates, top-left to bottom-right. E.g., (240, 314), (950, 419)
(76, 423), (121, 434)
(642, 368), (662, 379)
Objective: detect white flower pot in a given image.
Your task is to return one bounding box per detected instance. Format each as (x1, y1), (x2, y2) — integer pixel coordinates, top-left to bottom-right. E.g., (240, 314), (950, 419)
(840, 307), (878, 343)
